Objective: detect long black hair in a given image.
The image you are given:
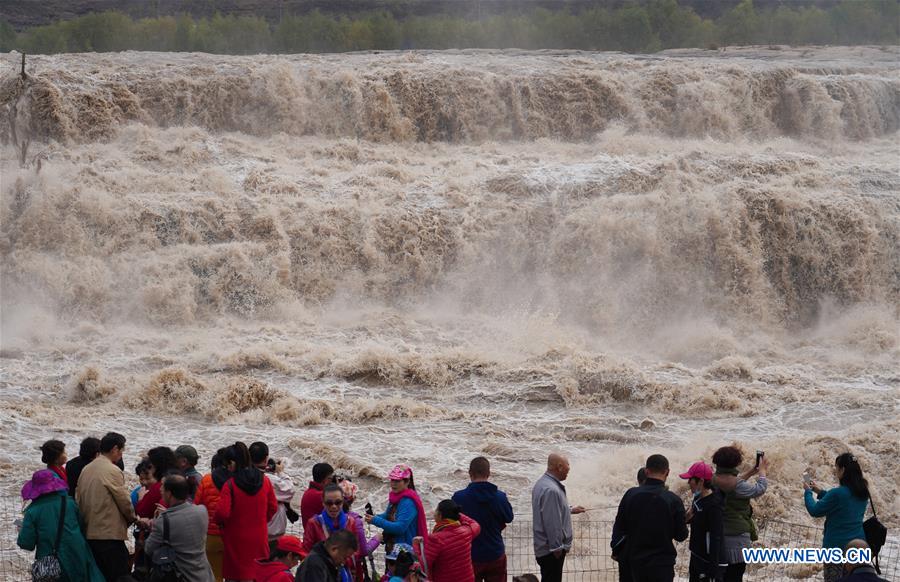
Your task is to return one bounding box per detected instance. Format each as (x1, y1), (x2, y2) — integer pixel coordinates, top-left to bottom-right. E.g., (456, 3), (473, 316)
(836, 453), (869, 500)
(223, 442), (251, 471)
(147, 447), (178, 481)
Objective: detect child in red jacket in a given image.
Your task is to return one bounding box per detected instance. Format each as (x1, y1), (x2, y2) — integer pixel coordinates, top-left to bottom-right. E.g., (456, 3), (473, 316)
(254, 535), (304, 582)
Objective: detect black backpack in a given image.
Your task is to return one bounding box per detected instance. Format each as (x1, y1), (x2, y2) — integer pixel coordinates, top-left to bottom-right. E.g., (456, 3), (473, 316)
(863, 496), (887, 575)
(148, 512), (186, 582)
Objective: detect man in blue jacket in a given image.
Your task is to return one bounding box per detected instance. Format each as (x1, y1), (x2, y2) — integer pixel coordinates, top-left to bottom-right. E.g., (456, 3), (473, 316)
(452, 457), (514, 582)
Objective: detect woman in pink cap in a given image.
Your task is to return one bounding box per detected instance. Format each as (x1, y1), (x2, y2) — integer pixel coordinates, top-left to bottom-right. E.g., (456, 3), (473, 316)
(364, 464), (428, 558)
(17, 469), (104, 582)
(680, 461), (725, 582)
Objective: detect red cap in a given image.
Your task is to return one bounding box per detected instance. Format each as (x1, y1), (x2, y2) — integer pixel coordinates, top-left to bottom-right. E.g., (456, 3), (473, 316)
(276, 535), (304, 555)
(679, 461), (713, 481)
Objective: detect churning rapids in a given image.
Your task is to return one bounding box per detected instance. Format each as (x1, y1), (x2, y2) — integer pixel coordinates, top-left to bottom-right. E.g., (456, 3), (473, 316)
(0, 47), (898, 535)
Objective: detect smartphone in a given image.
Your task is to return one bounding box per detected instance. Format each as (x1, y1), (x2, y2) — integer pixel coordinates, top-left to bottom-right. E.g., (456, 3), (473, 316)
(755, 450), (764, 468)
(365, 502), (374, 516)
(803, 472), (813, 485)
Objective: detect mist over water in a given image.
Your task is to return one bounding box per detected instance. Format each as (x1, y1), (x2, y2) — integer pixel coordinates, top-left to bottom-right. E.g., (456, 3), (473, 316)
(1, 47), (898, 536)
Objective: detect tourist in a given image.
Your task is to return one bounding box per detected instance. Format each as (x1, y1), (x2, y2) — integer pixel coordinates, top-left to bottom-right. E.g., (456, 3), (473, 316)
(339, 478), (382, 581)
(531, 453), (586, 582)
(611, 454), (688, 582)
(76, 432), (143, 582)
(214, 441), (277, 582)
(365, 464), (428, 554)
(302, 483), (362, 579)
(130, 460), (156, 508)
(413, 499), (481, 582)
(681, 461), (725, 582)
(136, 446), (178, 519)
(250, 441), (296, 547)
(254, 535), (304, 582)
(805, 453), (870, 582)
(130, 459), (157, 579)
(40, 439), (68, 484)
(451, 456), (514, 582)
(144, 474), (215, 582)
(176, 444), (203, 497)
(195, 448), (230, 582)
(300, 462), (335, 531)
(65, 437), (101, 497)
(296, 530), (359, 582)
(836, 540), (888, 582)
(712, 446), (768, 582)
(17, 469), (104, 582)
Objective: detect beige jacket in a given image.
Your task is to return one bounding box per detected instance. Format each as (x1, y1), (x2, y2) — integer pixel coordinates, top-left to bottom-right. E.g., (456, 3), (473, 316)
(75, 455), (136, 540)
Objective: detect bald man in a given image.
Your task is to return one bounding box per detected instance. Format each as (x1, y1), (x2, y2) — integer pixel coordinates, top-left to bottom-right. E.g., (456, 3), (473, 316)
(837, 540), (888, 581)
(531, 453), (585, 582)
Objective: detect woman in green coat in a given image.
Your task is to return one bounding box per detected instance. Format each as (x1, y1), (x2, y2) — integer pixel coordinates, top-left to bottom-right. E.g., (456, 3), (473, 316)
(17, 469), (104, 582)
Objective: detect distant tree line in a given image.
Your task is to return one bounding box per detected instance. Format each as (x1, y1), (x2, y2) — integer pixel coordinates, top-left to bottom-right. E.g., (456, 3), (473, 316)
(0, 0), (896, 55)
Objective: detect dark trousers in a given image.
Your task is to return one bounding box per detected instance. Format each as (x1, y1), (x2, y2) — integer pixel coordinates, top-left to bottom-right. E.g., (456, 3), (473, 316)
(689, 558), (724, 582)
(473, 554), (507, 582)
(630, 562), (675, 582)
(88, 539), (131, 582)
(536, 551), (566, 582)
(618, 559), (632, 582)
(724, 563), (746, 582)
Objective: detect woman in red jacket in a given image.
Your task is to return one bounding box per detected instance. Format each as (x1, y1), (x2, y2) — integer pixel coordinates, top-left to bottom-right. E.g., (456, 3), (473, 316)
(215, 442), (277, 582)
(413, 499), (481, 582)
(135, 447), (178, 518)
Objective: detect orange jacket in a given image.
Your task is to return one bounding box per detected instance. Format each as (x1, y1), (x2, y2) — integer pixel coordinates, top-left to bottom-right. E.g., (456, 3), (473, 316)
(194, 473), (222, 536)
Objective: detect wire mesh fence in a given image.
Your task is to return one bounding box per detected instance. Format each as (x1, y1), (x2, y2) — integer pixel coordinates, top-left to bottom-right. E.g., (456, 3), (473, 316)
(2, 496), (897, 581)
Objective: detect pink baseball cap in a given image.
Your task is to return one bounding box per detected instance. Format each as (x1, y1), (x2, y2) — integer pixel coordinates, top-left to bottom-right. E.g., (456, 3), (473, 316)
(388, 464), (413, 481)
(679, 461), (713, 481)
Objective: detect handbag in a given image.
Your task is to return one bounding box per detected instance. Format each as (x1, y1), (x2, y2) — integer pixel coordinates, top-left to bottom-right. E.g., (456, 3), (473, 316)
(863, 496), (887, 575)
(31, 495), (66, 582)
(148, 512), (186, 582)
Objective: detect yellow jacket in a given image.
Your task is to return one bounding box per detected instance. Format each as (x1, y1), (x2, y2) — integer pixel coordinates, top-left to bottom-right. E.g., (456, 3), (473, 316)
(75, 455), (136, 540)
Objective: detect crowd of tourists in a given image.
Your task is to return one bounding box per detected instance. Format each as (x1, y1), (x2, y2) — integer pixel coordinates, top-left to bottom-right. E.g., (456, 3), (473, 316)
(14, 433), (887, 582)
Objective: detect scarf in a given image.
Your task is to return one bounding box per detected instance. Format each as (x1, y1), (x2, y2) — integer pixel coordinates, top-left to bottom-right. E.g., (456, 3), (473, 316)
(49, 465), (67, 484)
(320, 508), (348, 533)
(432, 518), (460, 534)
(388, 488), (429, 541)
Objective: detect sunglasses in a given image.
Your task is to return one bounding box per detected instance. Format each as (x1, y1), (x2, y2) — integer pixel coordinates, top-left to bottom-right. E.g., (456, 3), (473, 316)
(324, 500), (343, 507)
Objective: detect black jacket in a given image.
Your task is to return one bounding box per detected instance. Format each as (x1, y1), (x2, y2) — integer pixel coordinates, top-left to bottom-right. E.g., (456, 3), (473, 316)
(836, 565), (889, 582)
(611, 478), (689, 567)
(688, 491), (725, 578)
(66, 455), (124, 497)
(296, 541), (339, 582)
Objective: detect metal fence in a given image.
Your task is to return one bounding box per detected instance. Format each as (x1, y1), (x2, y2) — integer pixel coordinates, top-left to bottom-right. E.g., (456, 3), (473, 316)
(2, 496), (897, 581)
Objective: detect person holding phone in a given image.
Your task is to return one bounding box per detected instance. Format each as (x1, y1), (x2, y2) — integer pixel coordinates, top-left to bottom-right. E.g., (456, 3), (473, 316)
(339, 479), (382, 582)
(681, 462), (725, 581)
(712, 446), (768, 582)
(803, 453), (870, 582)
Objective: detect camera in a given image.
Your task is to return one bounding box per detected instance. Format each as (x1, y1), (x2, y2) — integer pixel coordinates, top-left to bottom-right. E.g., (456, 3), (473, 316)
(266, 458), (277, 473)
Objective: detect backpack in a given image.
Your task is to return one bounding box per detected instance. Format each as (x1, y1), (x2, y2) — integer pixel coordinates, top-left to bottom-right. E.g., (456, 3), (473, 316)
(148, 512), (186, 582)
(31, 495), (66, 582)
(863, 496), (887, 575)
